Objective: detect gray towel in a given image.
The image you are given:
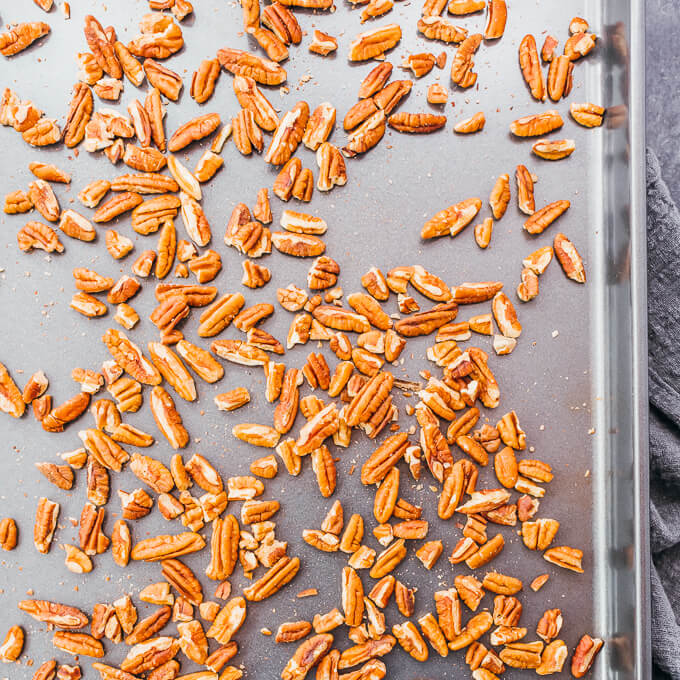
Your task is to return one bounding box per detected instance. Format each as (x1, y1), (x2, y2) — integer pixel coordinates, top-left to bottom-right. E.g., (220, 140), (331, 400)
(647, 148), (680, 680)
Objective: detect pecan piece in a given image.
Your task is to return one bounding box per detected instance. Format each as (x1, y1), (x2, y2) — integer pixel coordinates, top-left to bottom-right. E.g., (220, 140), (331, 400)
(189, 58), (220, 104)
(510, 110), (563, 137)
(132, 532), (205, 561)
(42, 392), (90, 431)
(4, 189), (32, 214)
(120, 637), (180, 675)
(217, 48), (286, 85)
(168, 112), (220, 152)
(533, 138), (576, 160)
(0, 518), (17, 551)
(519, 34), (546, 100)
(369, 539), (407, 578)
(243, 555), (300, 601)
(513, 164), (536, 215)
(418, 17), (468, 43)
(570, 102), (605, 128)
(523, 200), (570, 235)
(19, 600), (88, 629)
(281, 634), (333, 680)
(84, 15), (122, 78)
(150, 386), (189, 449)
(261, 6), (300, 46)
(206, 516), (239, 580)
(554, 233), (586, 283)
(388, 112), (446, 133)
(266, 101), (309, 161)
(206, 597), (246, 645)
(0, 363), (25, 418)
(102, 328), (161, 385)
(349, 24), (401, 61)
(564, 31), (597, 60)
(127, 15), (184, 59)
(484, 0), (507, 39)
(453, 111), (485, 134)
(27, 180), (59, 222)
(0, 22), (50, 56)
(338, 635), (395, 669)
(276, 621), (312, 644)
(543, 545), (584, 573)
(343, 110), (386, 157)
(571, 634), (604, 677)
(451, 33), (482, 87)
(53, 631), (104, 658)
(302, 102), (335, 151)
(422, 198), (482, 239)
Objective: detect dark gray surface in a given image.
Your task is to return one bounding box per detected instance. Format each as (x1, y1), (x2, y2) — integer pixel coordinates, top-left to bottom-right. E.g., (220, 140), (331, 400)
(0, 1), (647, 679)
(646, 0), (680, 205)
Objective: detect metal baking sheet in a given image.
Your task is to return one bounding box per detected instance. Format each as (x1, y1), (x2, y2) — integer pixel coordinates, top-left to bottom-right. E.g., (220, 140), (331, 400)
(0, 0), (648, 677)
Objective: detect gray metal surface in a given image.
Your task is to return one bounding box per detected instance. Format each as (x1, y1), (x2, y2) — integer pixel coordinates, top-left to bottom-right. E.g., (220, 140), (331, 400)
(0, 0), (648, 678)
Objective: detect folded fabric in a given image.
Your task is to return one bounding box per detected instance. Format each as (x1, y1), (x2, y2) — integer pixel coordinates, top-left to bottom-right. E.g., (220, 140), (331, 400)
(647, 148), (680, 680)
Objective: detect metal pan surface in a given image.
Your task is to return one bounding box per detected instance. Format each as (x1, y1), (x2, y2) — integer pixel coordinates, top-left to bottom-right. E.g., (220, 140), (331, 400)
(0, 0), (648, 677)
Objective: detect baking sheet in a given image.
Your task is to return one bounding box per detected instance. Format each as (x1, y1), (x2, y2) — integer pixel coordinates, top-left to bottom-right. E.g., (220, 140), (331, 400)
(0, 0), (648, 677)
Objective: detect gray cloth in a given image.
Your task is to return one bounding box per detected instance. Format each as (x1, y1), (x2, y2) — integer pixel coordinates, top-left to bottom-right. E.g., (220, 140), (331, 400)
(647, 148), (680, 680)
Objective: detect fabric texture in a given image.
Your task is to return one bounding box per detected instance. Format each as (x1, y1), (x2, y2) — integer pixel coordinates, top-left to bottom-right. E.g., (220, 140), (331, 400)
(647, 148), (680, 680)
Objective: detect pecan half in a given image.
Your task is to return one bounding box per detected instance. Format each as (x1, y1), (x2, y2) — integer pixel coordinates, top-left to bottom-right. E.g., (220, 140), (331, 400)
(127, 15), (184, 59)
(451, 33), (482, 87)
(422, 198), (482, 239)
(217, 48), (286, 85)
(191, 58), (220, 104)
(84, 15), (121, 78)
(242, 555), (300, 601)
(0, 363), (25, 418)
(519, 34), (546, 100)
(571, 635), (604, 677)
(265, 102), (309, 165)
(349, 24), (402, 61)
(570, 102), (605, 128)
(0, 22), (50, 56)
(510, 110), (563, 137)
(554, 233), (586, 283)
(388, 112), (446, 133)
(484, 0), (507, 39)
(281, 634), (333, 680)
(532, 138), (576, 160)
(453, 111), (485, 134)
(523, 200), (570, 235)
(150, 386), (189, 449)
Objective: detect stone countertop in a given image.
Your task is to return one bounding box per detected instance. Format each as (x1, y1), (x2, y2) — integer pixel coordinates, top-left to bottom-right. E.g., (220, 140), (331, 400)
(646, 0), (680, 205)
